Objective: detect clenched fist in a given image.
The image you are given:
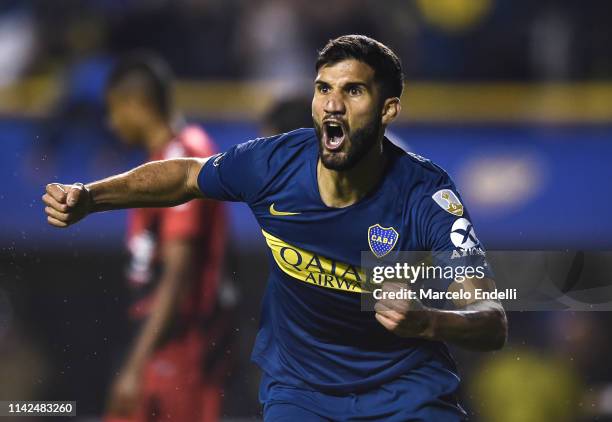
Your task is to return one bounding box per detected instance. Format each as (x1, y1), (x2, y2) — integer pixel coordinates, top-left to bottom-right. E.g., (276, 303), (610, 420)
(374, 281), (435, 339)
(42, 183), (92, 227)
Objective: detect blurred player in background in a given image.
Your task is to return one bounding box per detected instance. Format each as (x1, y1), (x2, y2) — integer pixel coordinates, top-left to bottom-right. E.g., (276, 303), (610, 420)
(260, 95), (313, 136)
(103, 54), (230, 422)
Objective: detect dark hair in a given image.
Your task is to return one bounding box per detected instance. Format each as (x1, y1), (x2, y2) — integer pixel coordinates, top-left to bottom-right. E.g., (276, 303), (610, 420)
(315, 35), (404, 99)
(262, 95), (313, 134)
(106, 52), (173, 118)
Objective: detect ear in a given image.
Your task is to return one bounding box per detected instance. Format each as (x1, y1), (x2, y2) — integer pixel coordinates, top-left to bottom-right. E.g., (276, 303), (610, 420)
(381, 97), (401, 126)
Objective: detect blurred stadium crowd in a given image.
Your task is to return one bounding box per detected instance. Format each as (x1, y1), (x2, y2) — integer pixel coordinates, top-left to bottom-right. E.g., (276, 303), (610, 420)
(1, 1), (612, 421)
(2, 0), (612, 85)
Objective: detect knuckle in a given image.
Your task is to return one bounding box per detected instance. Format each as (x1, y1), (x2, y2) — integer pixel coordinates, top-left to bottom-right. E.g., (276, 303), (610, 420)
(49, 209), (68, 222)
(47, 216), (65, 227)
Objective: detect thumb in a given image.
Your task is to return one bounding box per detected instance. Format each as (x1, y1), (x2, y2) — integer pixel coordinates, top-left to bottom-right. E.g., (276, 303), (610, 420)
(66, 184), (84, 207)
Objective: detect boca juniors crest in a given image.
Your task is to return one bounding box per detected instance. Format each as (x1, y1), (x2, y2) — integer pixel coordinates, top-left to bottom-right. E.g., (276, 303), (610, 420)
(368, 224), (399, 258)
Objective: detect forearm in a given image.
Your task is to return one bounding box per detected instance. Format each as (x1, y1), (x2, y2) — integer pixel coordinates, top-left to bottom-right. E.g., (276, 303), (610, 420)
(87, 158), (204, 212)
(124, 273), (187, 371)
(123, 240), (196, 371)
(427, 300), (507, 351)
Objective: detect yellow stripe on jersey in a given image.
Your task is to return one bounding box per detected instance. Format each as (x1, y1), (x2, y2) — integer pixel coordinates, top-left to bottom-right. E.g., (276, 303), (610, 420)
(261, 229), (368, 293)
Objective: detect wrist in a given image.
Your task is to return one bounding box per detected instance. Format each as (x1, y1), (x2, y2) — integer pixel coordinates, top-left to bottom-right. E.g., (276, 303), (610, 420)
(82, 183), (95, 213)
(420, 307), (441, 341)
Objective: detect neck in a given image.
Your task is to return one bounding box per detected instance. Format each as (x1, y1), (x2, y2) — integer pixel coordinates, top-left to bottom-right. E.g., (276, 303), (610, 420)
(144, 119), (176, 155)
(317, 139), (387, 208)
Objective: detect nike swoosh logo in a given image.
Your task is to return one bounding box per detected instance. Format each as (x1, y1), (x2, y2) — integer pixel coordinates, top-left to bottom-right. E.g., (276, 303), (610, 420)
(269, 203), (301, 216)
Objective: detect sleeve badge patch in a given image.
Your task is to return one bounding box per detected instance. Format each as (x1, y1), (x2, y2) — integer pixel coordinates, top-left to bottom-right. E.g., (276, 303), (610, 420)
(432, 189), (464, 216)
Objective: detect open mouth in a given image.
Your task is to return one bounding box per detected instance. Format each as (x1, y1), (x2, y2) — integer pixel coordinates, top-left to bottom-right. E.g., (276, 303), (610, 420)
(323, 121), (346, 151)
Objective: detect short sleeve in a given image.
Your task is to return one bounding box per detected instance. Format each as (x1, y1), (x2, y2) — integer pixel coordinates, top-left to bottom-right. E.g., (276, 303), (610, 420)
(415, 173), (493, 307)
(197, 136), (280, 203)
(416, 174), (484, 255)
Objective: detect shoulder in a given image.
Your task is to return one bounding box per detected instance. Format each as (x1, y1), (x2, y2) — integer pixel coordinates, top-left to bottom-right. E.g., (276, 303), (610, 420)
(231, 127), (316, 160)
(387, 143), (464, 227)
(198, 128), (315, 203)
(247, 127), (315, 150)
(279, 127), (317, 144)
(390, 144), (453, 194)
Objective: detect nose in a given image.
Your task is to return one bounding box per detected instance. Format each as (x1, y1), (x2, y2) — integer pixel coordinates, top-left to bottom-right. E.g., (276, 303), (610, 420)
(323, 92), (346, 115)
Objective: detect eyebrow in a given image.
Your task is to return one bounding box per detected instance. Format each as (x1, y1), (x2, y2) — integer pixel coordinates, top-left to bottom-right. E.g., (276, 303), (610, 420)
(314, 80), (369, 88)
(344, 82), (368, 89)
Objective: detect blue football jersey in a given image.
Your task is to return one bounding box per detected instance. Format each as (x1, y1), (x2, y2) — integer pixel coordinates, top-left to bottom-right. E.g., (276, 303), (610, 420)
(198, 128), (485, 395)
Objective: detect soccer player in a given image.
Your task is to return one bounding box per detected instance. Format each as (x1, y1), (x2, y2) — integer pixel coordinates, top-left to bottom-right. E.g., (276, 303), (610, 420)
(43, 35), (507, 421)
(101, 55), (229, 422)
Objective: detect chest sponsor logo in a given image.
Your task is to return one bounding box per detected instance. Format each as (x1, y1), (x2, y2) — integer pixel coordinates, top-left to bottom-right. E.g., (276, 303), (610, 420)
(368, 224), (399, 258)
(262, 230), (366, 293)
(432, 189), (464, 217)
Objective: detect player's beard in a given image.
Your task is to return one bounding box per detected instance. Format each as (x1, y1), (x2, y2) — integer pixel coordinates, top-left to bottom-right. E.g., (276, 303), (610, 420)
(314, 112), (383, 171)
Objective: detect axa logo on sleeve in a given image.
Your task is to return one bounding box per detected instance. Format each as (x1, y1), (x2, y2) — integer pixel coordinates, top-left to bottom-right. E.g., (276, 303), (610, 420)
(450, 218), (480, 249)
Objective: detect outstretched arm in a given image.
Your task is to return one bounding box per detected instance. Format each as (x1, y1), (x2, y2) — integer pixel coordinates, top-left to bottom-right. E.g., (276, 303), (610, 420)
(42, 157), (207, 227)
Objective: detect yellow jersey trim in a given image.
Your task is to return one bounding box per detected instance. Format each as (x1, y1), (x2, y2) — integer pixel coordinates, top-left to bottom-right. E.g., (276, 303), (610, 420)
(261, 229), (367, 293)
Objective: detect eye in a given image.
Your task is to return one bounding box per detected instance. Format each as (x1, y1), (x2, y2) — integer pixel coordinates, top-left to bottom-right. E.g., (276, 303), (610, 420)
(318, 85), (330, 94)
(348, 86), (363, 96)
